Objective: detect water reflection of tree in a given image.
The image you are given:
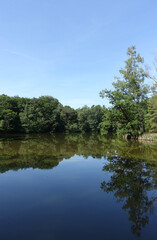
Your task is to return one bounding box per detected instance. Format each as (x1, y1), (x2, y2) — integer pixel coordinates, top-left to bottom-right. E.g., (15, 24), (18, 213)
(0, 133), (157, 176)
(0, 133), (104, 173)
(101, 155), (157, 237)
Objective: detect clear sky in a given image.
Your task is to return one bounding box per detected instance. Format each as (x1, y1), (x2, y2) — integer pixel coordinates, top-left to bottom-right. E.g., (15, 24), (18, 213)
(0, 0), (157, 108)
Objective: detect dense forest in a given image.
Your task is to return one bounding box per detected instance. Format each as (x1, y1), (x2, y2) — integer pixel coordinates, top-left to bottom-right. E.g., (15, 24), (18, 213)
(0, 95), (104, 133)
(0, 46), (157, 136)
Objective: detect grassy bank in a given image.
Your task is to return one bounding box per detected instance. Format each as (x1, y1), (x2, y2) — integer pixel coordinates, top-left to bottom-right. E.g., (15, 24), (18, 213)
(138, 133), (157, 141)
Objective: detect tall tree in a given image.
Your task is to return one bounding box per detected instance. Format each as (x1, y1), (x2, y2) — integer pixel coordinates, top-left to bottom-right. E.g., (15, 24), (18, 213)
(100, 46), (149, 138)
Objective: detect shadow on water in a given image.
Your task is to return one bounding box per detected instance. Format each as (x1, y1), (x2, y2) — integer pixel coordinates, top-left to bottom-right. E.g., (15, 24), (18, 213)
(0, 133), (157, 237)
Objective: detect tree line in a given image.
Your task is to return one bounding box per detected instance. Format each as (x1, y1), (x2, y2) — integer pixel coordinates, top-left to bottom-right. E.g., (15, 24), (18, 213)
(0, 46), (156, 136)
(0, 95), (104, 133)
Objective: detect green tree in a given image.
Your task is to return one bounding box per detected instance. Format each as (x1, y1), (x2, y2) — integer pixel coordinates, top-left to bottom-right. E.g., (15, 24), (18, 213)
(77, 105), (103, 132)
(0, 95), (22, 133)
(19, 96), (63, 133)
(100, 46), (149, 138)
(99, 107), (118, 135)
(145, 94), (157, 132)
(60, 106), (78, 132)
(77, 106), (91, 132)
(87, 105), (104, 132)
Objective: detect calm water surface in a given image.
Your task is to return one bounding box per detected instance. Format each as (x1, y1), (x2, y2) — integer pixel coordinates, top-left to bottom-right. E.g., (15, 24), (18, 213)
(0, 133), (157, 240)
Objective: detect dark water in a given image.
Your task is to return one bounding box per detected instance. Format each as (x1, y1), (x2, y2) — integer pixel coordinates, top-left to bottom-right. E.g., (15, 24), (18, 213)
(0, 133), (157, 240)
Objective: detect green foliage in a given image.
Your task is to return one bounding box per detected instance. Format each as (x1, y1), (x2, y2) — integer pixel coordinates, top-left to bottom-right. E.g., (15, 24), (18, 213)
(1, 133), (157, 173)
(19, 96), (63, 133)
(88, 105), (104, 131)
(0, 94), (23, 132)
(77, 106), (91, 132)
(99, 108), (118, 135)
(100, 46), (149, 137)
(60, 106), (78, 132)
(77, 105), (103, 132)
(101, 155), (157, 237)
(0, 95), (104, 133)
(145, 94), (157, 132)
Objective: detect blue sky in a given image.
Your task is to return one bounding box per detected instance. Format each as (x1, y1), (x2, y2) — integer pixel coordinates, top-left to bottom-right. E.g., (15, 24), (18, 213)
(0, 0), (157, 108)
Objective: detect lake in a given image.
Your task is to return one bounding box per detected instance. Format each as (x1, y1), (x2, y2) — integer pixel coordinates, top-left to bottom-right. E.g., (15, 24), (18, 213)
(0, 133), (157, 240)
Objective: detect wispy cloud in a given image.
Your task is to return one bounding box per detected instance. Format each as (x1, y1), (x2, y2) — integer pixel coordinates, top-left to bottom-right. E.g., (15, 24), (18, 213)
(1, 48), (32, 58)
(1, 48), (51, 64)
(76, 19), (112, 44)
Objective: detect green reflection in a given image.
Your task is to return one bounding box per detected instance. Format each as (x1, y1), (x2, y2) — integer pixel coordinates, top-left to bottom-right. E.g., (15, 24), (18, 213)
(101, 155), (157, 237)
(0, 133), (157, 173)
(0, 133), (105, 172)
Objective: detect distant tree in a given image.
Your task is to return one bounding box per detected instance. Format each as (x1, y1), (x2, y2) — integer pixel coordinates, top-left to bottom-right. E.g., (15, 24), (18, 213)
(87, 105), (104, 132)
(77, 106), (91, 132)
(77, 105), (103, 132)
(60, 106), (78, 132)
(0, 95), (104, 133)
(0, 95), (22, 133)
(145, 94), (157, 132)
(19, 96), (63, 133)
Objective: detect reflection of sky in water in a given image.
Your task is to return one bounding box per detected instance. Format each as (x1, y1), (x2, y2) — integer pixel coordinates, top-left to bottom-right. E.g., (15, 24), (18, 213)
(0, 134), (157, 240)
